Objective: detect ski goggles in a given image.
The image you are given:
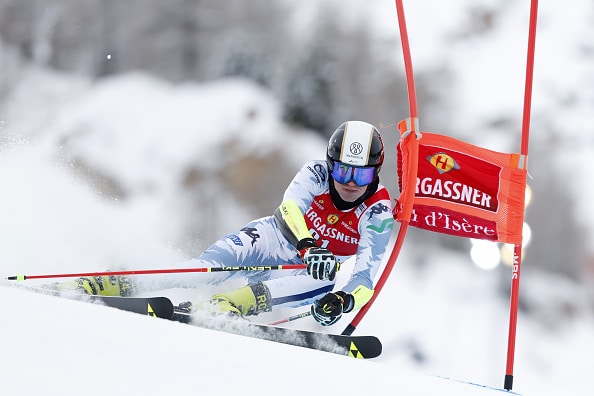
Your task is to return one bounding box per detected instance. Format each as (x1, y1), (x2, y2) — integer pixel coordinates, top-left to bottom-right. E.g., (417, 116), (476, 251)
(331, 162), (377, 186)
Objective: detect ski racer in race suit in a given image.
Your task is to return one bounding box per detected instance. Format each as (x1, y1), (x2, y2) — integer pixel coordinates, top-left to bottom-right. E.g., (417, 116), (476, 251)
(61, 121), (394, 326)
(179, 120), (395, 326)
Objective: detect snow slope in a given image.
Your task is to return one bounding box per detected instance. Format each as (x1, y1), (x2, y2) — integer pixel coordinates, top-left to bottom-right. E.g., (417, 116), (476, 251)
(1, 285), (517, 396)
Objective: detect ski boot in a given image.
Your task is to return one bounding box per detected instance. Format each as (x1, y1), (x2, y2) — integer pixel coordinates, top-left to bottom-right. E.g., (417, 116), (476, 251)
(53, 275), (134, 297)
(177, 282), (272, 318)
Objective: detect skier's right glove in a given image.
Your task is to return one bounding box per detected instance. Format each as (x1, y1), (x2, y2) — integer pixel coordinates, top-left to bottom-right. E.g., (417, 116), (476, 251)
(310, 291), (354, 326)
(298, 238), (339, 281)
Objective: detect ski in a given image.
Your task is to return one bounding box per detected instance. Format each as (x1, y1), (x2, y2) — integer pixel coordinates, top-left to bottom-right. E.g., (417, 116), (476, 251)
(89, 295), (382, 359)
(88, 295), (174, 319)
(171, 309), (382, 359)
(4, 283), (175, 319)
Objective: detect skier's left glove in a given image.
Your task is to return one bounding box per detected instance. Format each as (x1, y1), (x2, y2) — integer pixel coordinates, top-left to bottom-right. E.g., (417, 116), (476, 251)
(310, 291), (354, 326)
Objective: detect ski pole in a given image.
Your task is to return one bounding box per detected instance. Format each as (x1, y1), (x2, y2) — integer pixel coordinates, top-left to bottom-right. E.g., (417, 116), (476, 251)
(267, 310), (311, 326)
(6, 264), (307, 281)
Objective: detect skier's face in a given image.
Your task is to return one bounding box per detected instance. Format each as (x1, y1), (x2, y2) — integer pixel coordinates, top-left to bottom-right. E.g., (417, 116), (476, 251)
(333, 179), (367, 202)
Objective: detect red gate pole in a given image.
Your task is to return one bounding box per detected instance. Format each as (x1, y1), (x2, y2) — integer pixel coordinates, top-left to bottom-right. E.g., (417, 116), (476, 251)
(342, 0), (419, 336)
(504, 0), (538, 391)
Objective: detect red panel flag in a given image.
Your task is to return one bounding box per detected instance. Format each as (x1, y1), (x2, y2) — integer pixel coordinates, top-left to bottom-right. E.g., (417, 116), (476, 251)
(395, 130), (527, 245)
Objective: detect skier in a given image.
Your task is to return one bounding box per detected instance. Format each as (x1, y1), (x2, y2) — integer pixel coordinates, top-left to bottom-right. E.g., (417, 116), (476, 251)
(59, 121), (394, 326)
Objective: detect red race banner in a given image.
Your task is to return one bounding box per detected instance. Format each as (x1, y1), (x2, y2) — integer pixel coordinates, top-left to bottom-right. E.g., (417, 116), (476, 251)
(395, 131), (527, 244)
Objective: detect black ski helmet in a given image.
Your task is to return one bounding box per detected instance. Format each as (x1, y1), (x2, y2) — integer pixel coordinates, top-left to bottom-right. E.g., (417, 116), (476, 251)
(326, 121), (384, 173)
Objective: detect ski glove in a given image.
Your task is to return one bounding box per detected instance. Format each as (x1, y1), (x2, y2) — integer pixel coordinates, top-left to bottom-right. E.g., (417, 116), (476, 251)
(311, 291), (354, 326)
(298, 238), (339, 281)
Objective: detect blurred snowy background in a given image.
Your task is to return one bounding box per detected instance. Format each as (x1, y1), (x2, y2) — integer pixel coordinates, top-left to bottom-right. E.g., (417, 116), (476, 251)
(1, 0), (593, 394)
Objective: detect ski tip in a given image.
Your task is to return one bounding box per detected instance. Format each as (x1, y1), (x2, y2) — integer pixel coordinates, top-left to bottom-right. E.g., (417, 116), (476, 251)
(347, 337), (382, 359)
